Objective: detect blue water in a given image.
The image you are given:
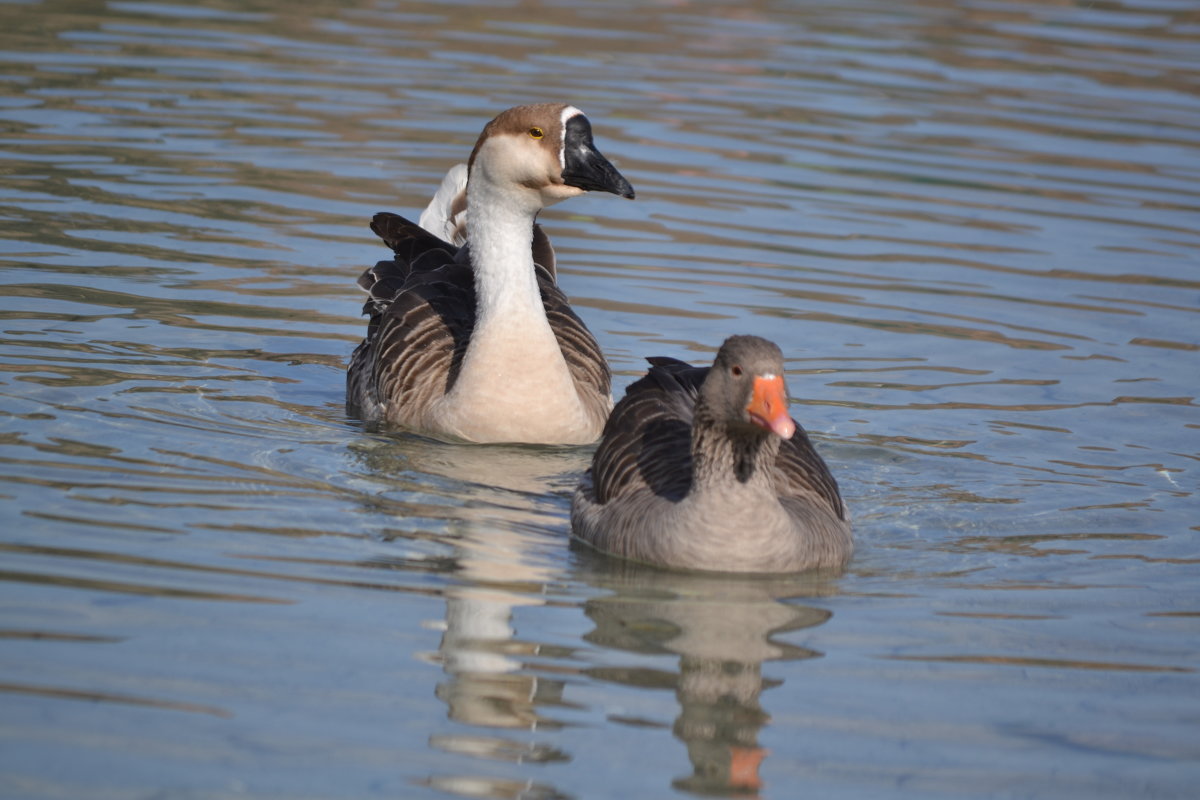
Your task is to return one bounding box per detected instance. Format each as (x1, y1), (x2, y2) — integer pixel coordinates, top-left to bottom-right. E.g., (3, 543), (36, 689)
(1, 1), (1198, 798)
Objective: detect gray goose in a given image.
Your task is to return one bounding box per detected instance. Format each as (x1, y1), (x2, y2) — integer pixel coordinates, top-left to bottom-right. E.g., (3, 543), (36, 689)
(571, 335), (853, 573)
(346, 103), (634, 444)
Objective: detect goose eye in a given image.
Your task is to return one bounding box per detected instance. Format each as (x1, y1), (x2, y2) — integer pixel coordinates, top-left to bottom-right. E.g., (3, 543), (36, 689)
(528, 127), (544, 139)
(731, 365), (743, 377)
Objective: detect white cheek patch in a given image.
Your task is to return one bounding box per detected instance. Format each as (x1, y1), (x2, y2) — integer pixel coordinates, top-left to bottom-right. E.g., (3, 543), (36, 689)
(559, 105), (585, 170)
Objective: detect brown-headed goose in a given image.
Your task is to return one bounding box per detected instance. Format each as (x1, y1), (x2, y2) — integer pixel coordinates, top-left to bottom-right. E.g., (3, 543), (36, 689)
(571, 335), (853, 573)
(346, 103), (634, 444)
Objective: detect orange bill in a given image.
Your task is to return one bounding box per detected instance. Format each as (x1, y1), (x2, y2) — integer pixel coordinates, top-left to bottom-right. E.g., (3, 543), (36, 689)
(746, 374), (796, 439)
(728, 745), (766, 791)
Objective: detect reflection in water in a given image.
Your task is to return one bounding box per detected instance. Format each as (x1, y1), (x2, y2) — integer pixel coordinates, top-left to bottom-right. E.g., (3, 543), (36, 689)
(354, 432), (578, 795)
(348, 430), (588, 514)
(345, 430), (589, 576)
(578, 555), (835, 797)
(433, 586), (565, 735)
(423, 535), (576, 799)
(360, 426), (842, 798)
(423, 523), (573, 798)
(421, 774), (569, 800)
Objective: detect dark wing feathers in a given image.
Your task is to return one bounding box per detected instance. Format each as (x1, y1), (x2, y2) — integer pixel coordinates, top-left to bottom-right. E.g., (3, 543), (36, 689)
(369, 260), (475, 410)
(775, 424), (848, 522)
(588, 357), (846, 521)
(347, 211), (607, 425)
(347, 213), (472, 418)
(531, 224), (556, 281)
(644, 355), (694, 372)
(589, 360), (703, 504)
(369, 211), (452, 260)
(539, 262), (609, 417)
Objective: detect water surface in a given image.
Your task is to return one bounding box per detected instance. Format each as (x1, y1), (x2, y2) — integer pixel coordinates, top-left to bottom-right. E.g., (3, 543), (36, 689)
(1, 1), (1198, 798)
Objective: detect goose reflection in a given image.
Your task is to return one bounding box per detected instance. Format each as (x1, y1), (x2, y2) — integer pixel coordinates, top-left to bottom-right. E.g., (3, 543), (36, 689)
(348, 430), (589, 521)
(577, 552), (836, 797)
(349, 432), (579, 772)
(348, 433), (838, 796)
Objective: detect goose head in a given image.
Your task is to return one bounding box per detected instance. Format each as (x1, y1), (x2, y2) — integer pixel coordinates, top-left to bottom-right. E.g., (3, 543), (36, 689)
(702, 335), (797, 440)
(466, 103), (634, 212)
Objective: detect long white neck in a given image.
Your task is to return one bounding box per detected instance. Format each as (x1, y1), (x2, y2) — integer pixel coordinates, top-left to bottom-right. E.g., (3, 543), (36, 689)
(466, 177), (544, 325)
(434, 173), (591, 443)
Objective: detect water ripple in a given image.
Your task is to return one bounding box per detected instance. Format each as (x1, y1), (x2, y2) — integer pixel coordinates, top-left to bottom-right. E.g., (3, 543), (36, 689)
(1, 1), (1197, 797)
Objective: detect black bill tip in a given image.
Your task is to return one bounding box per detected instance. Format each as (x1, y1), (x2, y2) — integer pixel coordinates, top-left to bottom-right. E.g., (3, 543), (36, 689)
(561, 114), (635, 199)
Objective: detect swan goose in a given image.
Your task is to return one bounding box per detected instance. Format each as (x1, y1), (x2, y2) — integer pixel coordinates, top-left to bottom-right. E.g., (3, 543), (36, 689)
(347, 103), (634, 444)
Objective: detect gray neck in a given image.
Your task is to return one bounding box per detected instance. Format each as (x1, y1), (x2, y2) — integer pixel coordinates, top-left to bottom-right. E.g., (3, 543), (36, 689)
(690, 405), (780, 498)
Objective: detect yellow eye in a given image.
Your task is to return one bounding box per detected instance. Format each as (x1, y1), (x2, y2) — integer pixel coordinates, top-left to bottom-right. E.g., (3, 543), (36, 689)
(528, 127), (544, 139)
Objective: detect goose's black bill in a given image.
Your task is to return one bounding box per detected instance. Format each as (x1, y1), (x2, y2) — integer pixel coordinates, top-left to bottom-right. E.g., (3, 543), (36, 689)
(561, 114), (635, 199)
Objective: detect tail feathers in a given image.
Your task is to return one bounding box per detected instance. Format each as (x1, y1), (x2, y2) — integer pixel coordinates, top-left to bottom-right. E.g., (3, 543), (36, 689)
(357, 260), (410, 316)
(644, 356), (707, 398)
(370, 212), (454, 258)
(359, 212), (460, 314)
(417, 163), (469, 245)
(646, 355), (692, 371)
(357, 259), (403, 293)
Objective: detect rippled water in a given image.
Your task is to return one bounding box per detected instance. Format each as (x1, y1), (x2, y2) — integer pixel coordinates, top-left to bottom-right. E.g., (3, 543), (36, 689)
(2, 1), (1198, 797)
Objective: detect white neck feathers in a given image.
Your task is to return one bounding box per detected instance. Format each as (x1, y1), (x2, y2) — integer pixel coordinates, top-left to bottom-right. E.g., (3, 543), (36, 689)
(466, 175), (543, 323)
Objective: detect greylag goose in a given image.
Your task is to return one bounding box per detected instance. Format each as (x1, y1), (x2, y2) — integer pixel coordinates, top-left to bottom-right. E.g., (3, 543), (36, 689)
(347, 103), (634, 444)
(571, 335), (853, 573)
